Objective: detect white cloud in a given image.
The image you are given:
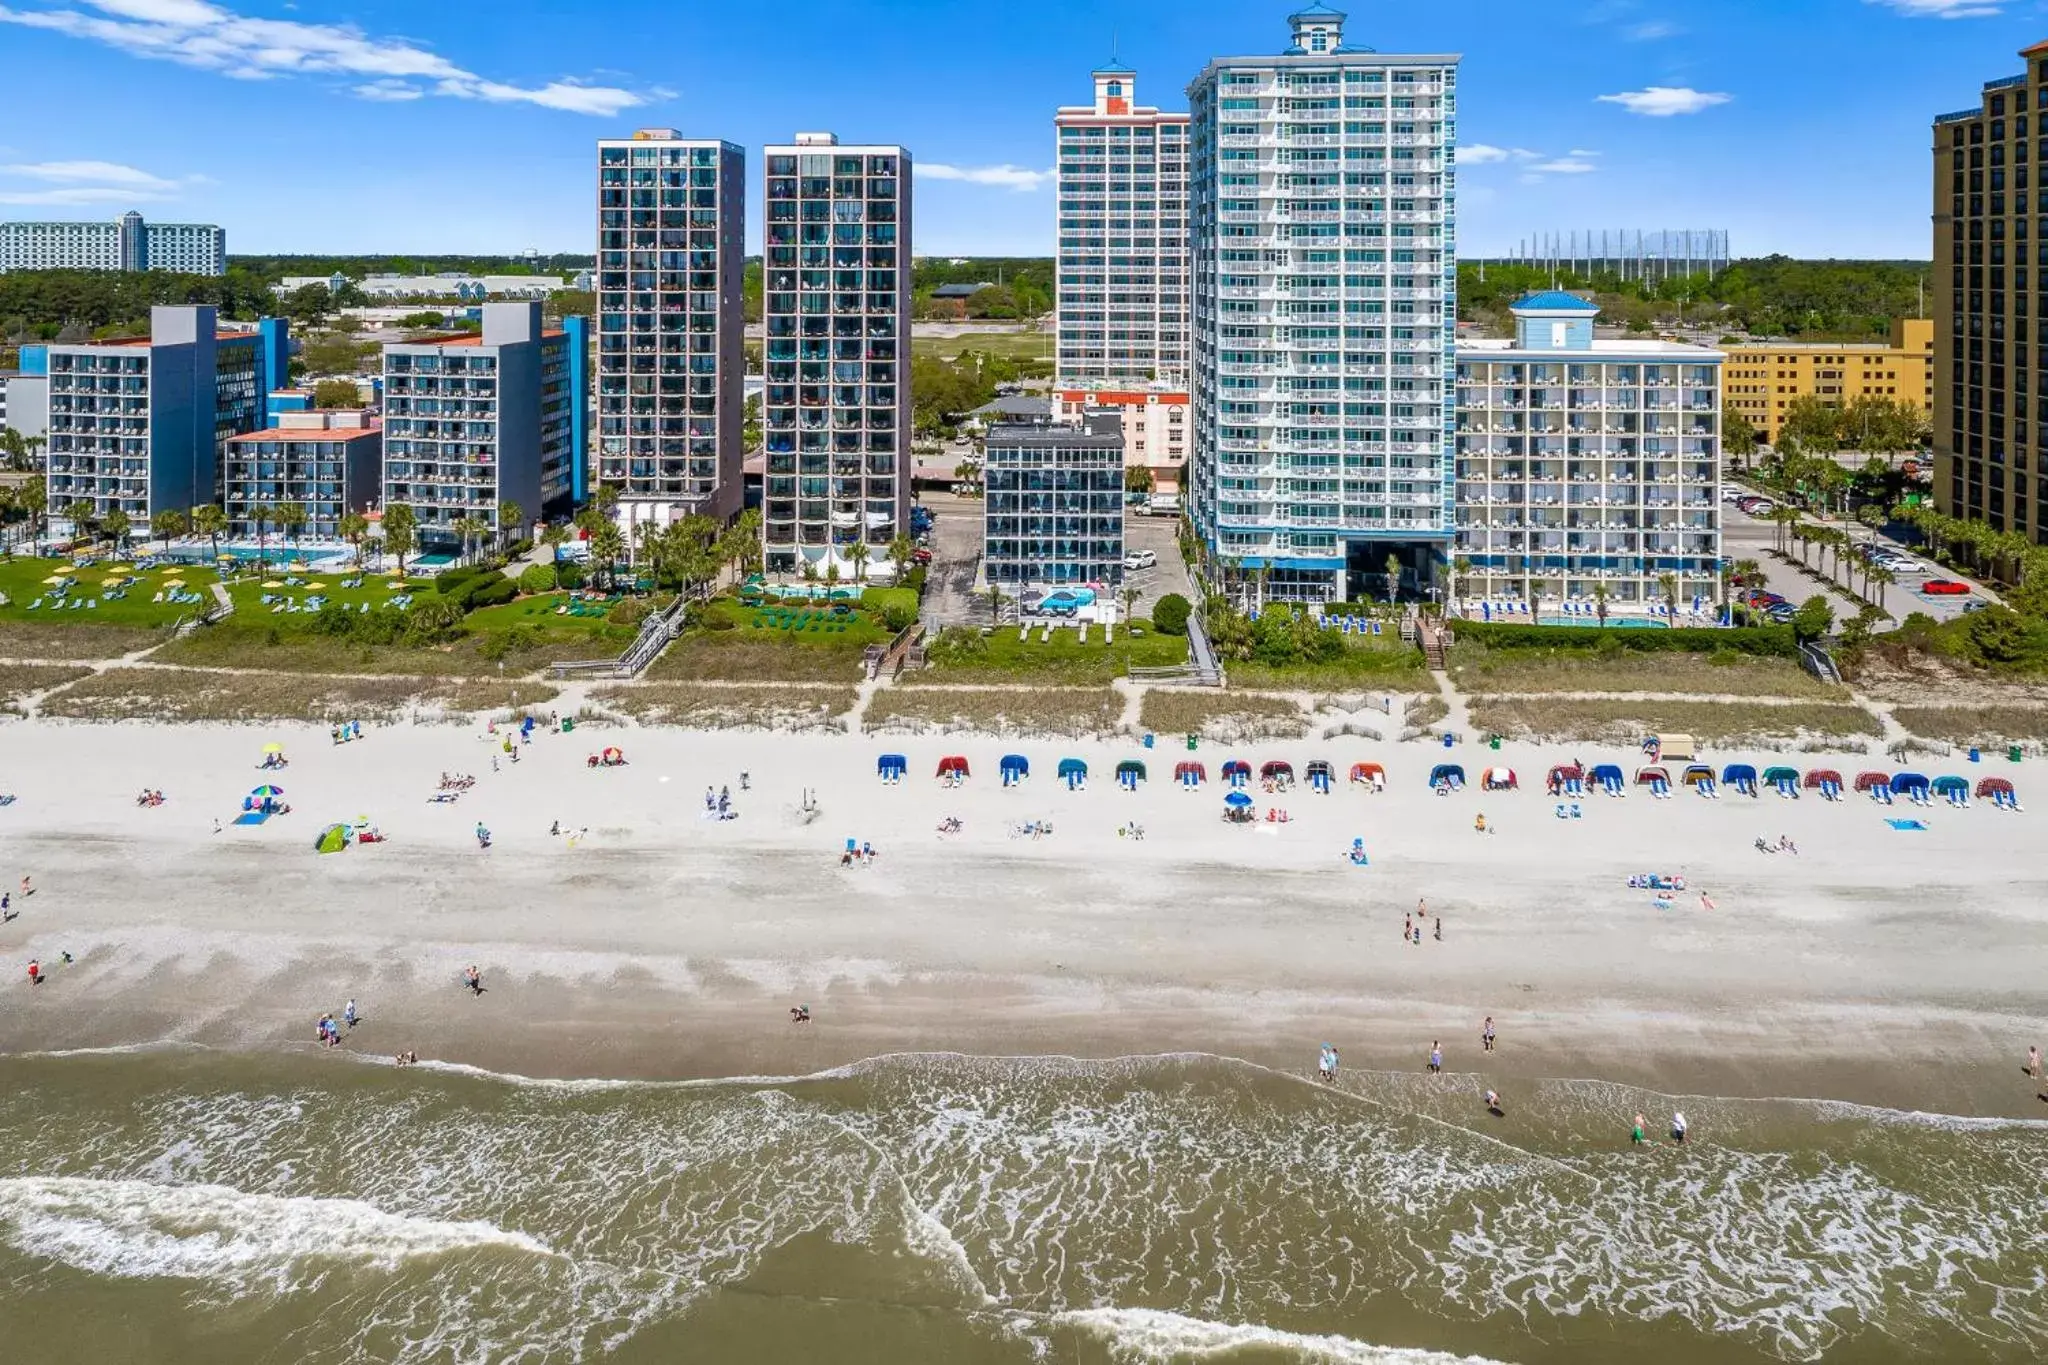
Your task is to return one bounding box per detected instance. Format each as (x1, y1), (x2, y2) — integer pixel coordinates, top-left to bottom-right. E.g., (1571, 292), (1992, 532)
(1624, 20), (1682, 39)
(1467, 146), (1595, 180)
(1527, 158), (1598, 174)
(0, 185), (170, 205)
(1566, 148), (1602, 158)
(1461, 144), (1510, 164)
(0, 159), (177, 189)
(1597, 85), (1732, 116)
(0, 0), (650, 115)
(1865, 0), (2001, 16)
(916, 163), (1054, 192)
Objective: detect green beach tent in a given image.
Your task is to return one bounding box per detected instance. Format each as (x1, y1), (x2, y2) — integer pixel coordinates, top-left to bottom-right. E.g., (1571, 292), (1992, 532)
(314, 823), (351, 855)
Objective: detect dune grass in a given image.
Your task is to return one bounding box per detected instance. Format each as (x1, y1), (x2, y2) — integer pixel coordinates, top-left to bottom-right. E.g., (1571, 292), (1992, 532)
(866, 687), (1122, 738)
(0, 664), (93, 714)
(1137, 690), (1307, 742)
(1466, 697), (1882, 747)
(1890, 705), (2048, 747)
(37, 668), (554, 723)
(0, 620), (174, 661)
(592, 683), (855, 732)
(1449, 643), (1844, 698)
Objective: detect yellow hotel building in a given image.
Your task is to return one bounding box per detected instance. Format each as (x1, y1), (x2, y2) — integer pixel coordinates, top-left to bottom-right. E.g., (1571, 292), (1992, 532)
(1719, 318), (1933, 444)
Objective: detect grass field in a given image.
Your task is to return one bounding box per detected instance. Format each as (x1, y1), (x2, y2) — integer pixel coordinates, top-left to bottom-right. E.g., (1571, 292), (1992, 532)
(592, 683), (855, 731)
(1466, 697), (1884, 747)
(910, 329), (1055, 362)
(0, 555), (197, 630)
(648, 598), (889, 683)
(924, 624), (1186, 686)
(1449, 644), (1843, 699)
(37, 668), (555, 723)
(865, 686), (1122, 738)
(0, 619), (173, 661)
(1226, 638), (1426, 689)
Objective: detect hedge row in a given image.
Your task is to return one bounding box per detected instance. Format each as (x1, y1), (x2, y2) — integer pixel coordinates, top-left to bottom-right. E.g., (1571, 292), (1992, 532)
(1451, 620), (1798, 658)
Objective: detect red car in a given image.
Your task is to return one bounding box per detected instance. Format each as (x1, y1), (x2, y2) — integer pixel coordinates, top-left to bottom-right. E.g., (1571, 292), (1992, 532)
(911, 548), (933, 566)
(1921, 579), (1971, 595)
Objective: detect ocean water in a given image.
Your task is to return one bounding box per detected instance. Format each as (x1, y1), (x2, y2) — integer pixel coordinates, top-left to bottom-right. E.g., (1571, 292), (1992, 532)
(0, 1049), (2043, 1364)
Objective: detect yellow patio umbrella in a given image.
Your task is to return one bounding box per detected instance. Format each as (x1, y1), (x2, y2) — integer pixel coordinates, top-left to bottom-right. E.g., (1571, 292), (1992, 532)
(262, 743), (285, 754)
(42, 574), (68, 585)
(261, 580), (284, 588)
(162, 577), (184, 587)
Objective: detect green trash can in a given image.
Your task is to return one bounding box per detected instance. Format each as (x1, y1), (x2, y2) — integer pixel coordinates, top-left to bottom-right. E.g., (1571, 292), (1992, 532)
(562, 717), (575, 733)
(1186, 733), (1198, 750)
(1489, 736), (1502, 751)
(2010, 744), (2023, 763)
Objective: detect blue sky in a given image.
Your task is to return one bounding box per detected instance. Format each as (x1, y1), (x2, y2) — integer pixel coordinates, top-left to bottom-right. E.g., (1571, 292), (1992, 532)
(0, 0), (2040, 259)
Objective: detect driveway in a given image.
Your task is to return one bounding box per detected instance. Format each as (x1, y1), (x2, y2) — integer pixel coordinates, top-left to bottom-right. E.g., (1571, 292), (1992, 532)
(918, 491), (986, 627)
(1120, 510), (1194, 619)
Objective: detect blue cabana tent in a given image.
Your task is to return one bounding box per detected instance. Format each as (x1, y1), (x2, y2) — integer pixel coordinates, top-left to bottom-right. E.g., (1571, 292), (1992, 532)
(1763, 765), (1799, 798)
(1428, 763), (1465, 791)
(1000, 754), (1029, 786)
(1590, 763), (1625, 795)
(1221, 759), (1251, 788)
(877, 753), (907, 783)
(1891, 771), (1931, 806)
(1722, 763), (1759, 797)
(1933, 774), (1970, 807)
(1116, 759), (1146, 791)
(1058, 757), (1088, 790)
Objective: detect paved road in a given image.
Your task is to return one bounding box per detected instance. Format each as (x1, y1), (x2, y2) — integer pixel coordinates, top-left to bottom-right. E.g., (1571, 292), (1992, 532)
(1121, 510), (1195, 618)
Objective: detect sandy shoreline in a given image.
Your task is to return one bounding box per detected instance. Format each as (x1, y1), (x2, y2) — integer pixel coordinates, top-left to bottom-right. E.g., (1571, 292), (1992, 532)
(0, 717), (2044, 1120)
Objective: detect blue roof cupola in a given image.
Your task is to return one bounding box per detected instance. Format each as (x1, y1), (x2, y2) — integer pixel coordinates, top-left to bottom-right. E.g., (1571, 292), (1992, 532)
(1509, 291), (1601, 350)
(1285, 1), (1365, 55)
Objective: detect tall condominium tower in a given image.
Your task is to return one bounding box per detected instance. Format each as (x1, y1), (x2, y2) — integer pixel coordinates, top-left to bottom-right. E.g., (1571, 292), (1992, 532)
(1933, 43), (2048, 544)
(1055, 62), (1190, 386)
(595, 130), (747, 529)
(1187, 4), (1459, 604)
(760, 133), (912, 575)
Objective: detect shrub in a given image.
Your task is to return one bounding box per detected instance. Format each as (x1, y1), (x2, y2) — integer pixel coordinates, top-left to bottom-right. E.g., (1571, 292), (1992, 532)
(1152, 593), (1192, 636)
(400, 597), (466, 646)
(517, 563), (556, 595)
(465, 577), (517, 609)
(434, 564), (486, 594)
(1967, 605), (2028, 664)
(1451, 620), (1798, 658)
(607, 597), (653, 628)
(556, 561), (587, 590)
(862, 586), (920, 622)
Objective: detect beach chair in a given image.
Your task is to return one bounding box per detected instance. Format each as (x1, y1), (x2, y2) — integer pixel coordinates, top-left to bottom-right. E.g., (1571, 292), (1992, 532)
(26, 599), (39, 610)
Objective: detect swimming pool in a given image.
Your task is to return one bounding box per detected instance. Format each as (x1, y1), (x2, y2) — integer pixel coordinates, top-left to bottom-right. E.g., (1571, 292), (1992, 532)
(1535, 615), (1669, 629)
(413, 552), (457, 569)
(159, 544), (352, 568)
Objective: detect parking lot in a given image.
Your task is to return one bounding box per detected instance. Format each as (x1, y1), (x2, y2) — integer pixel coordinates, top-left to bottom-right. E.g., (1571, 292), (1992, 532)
(912, 492), (1197, 626)
(1721, 491), (1989, 625)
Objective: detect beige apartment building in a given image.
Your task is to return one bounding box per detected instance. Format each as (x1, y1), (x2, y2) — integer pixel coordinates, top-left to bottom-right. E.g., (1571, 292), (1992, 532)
(1719, 318), (1932, 445)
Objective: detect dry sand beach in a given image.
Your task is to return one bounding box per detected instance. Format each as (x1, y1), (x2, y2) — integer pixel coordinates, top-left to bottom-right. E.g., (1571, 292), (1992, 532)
(1, 715), (2046, 1364)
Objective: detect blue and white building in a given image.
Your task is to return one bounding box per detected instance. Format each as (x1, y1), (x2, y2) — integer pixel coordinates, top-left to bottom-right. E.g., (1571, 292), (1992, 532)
(1186, 3), (1459, 604)
(0, 211), (225, 275)
(1454, 292), (1723, 613)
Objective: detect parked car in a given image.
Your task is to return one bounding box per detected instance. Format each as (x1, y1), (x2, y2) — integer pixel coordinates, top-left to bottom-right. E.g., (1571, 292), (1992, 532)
(1765, 604), (1798, 623)
(1122, 549), (1158, 571)
(910, 547), (933, 566)
(1961, 600), (1989, 614)
(1921, 579), (1971, 595)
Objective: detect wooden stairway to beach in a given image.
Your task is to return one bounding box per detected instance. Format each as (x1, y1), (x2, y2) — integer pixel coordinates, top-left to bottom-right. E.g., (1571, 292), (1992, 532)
(1416, 618), (1447, 671)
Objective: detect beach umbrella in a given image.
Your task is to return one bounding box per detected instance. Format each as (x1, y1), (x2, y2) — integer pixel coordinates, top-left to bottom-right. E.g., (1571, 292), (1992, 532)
(261, 580), (284, 588)
(42, 574), (68, 585)
(1224, 790), (1254, 809)
(250, 784), (284, 798)
(261, 742), (285, 754)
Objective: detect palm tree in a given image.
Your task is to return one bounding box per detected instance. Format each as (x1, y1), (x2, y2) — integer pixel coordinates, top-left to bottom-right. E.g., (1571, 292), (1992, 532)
(19, 477), (46, 553)
(1118, 582), (1141, 627)
(249, 502), (273, 565)
(1448, 554), (1471, 612)
(0, 486), (15, 557)
(587, 520), (626, 591)
(986, 580), (1005, 626)
(1657, 570), (1680, 621)
(495, 500), (523, 554)
(886, 532), (916, 583)
(275, 501), (308, 562)
(191, 503), (225, 564)
(63, 499), (95, 548)
(1592, 580), (1610, 628)
(102, 508), (131, 554)
(1866, 562), (1895, 614)
(729, 507), (763, 578)
(1383, 552), (1401, 605)
(383, 502), (417, 576)
(339, 511), (370, 567)
(452, 515), (486, 567)
(149, 508), (186, 554)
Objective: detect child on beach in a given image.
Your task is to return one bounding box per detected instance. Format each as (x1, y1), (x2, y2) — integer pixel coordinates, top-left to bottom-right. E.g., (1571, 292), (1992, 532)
(1482, 1017), (1496, 1052)
(1428, 1042), (1442, 1076)
(1631, 1113), (1646, 1145)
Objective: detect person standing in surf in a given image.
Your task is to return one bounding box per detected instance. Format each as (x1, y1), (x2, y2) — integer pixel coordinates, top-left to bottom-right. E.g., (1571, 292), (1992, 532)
(1631, 1112), (1646, 1145)
(1482, 1016), (1496, 1053)
(1428, 1041), (1442, 1076)
(1671, 1111), (1688, 1145)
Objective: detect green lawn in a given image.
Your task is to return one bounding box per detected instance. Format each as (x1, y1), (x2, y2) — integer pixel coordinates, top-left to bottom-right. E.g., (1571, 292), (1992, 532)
(923, 622), (1188, 685)
(911, 330), (1056, 362)
(0, 555), (196, 629)
(647, 596), (889, 682)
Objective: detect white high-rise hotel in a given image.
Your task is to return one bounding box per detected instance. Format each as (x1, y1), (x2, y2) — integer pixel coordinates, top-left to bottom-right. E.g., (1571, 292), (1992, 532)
(1187, 4), (1458, 603)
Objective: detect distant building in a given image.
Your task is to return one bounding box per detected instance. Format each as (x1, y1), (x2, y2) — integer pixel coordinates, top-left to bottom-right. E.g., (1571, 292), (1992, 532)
(761, 132), (912, 574)
(1053, 384), (1189, 493)
(931, 282), (994, 300)
(1455, 292), (1723, 611)
(3, 345), (48, 440)
(1933, 43), (2046, 542)
(0, 211), (225, 275)
(983, 412), (1127, 588)
(380, 301), (587, 551)
(1055, 59), (1189, 388)
(1719, 319), (1932, 447)
(42, 306), (289, 523)
(276, 273), (571, 301)
(594, 130), (748, 526)
(223, 410), (383, 542)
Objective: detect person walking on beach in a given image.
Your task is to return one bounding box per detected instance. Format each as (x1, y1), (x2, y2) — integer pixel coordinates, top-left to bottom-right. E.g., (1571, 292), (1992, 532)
(1484, 1088), (1501, 1115)
(1318, 1044), (1339, 1083)
(1671, 1111), (1688, 1145)
(1403, 913), (1411, 943)
(463, 965), (486, 997)
(2029, 1044), (2041, 1081)
(1482, 1017), (1496, 1053)
(1428, 1041), (1442, 1076)
(26, 959), (40, 987)
(1433, 916), (1442, 942)
(343, 999), (359, 1030)
(1631, 1112), (1647, 1145)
